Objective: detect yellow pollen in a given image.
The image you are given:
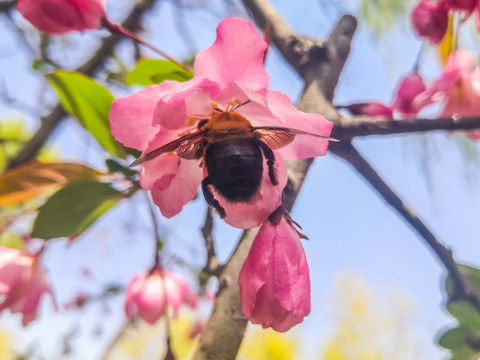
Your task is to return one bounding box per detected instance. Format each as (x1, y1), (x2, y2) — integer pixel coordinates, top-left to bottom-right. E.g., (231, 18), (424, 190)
(211, 101), (220, 109)
(227, 100), (236, 106)
(187, 115), (197, 126)
(234, 98), (243, 105)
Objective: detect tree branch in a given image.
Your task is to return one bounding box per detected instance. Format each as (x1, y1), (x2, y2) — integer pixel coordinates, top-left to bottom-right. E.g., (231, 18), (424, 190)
(333, 115), (480, 139)
(7, 0), (159, 170)
(201, 209), (221, 277)
(0, 0), (16, 13)
(330, 141), (480, 312)
(193, 3), (357, 358)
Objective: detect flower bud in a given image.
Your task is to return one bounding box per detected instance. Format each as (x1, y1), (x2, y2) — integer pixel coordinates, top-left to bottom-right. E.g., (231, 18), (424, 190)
(124, 268), (189, 324)
(411, 0), (449, 44)
(238, 217), (310, 332)
(17, 0), (106, 35)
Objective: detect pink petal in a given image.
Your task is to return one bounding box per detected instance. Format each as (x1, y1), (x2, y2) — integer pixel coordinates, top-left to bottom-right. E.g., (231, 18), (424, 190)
(240, 90), (332, 160)
(414, 51), (472, 109)
(194, 18), (270, 91)
(153, 78), (220, 130)
(444, 0), (476, 13)
(238, 218), (310, 332)
(411, 0), (449, 44)
(140, 155), (203, 218)
(17, 0), (105, 35)
(362, 102), (394, 118)
(125, 271), (167, 324)
(110, 82), (177, 150)
(392, 73), (427, 117)
(219, 151), (287, 229)
(164, 270), (189, 314)
(446, 50), (475, 74)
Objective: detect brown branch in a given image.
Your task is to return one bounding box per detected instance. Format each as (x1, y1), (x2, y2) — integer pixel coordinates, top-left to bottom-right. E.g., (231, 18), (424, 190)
(0, 0), (16, 13)
(7, 0), (158, 170)
(193, 4), (357, 359)
(330, 141), (480, 312)
(333, 115), (480, 139)
(201, 209), (221, 277)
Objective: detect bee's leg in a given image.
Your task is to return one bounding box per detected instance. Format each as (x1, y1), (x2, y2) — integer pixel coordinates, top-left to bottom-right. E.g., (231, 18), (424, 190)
(257, 140), (279, 185)
(202, 177), (226, 218)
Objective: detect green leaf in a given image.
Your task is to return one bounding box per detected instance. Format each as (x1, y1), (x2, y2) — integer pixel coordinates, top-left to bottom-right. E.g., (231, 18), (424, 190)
(446, 265), (480, 297)
(126, 59), (193, 86)
(32, 180), (123, 239)
(46, 71), (125, 157)
(105, 159), (138, 177)
(439, 326), (470, 350)
(440, 265), (480, 359)
(447, 301), (480, 329)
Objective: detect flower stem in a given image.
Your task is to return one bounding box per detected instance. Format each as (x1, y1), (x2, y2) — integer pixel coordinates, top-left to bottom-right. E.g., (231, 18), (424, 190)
(101, 16), (193, 73)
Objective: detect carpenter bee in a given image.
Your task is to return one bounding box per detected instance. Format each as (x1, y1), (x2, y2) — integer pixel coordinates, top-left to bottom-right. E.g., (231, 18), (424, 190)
(130, 101), (335, 217)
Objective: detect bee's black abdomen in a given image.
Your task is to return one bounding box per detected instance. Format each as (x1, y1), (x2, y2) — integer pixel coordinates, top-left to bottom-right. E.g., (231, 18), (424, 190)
(204, 139), (263, 202)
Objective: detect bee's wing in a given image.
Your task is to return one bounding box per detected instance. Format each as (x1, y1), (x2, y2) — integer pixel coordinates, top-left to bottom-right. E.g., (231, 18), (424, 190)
(254, 126), (338, 150)
(130, 132), (205, 167)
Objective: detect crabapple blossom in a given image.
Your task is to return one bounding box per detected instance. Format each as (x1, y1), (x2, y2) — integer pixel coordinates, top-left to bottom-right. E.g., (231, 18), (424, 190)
(419, 50), (480, 139)
(124, 267), (191, 324)
(110, 17), (332, 229)
(411, 0), (449, 44)
(341, 73), (427, 119)
(0, 246), (55, 326)
(391, 73), (427, 118)
(17, 0), (105, 35)
(238, 212), (310, 332)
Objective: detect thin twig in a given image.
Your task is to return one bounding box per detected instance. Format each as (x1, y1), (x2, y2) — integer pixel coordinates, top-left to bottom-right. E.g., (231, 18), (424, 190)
(143, 191), (161, 268)
(200, 209), (221, 277)
(330, 141), (480, 312)
(101, 16), (193, 72)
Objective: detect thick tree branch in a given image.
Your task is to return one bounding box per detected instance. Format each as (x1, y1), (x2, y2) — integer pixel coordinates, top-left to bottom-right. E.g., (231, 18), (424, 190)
(333, 115), (480, 139)
(0, 0), (16, 13)
(7, 0), (158, 170)
(194, 6), (357, 359)
(330, 141), (480, 312)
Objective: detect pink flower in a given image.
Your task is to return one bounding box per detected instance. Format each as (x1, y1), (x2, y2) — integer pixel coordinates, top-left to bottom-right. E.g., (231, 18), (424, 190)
(392, 73), (427, 118)
(238, 214), (310, 332)
(417, 50), (480, 139)
(125, 268), (190, 324)
(17, 0), (105, 35)
(411, 0), (449, 44)
(0, 246), (55, 326)
(110, 18), (332, 229)
(340, 73), (427, 119)
(443, 0), (477, 13)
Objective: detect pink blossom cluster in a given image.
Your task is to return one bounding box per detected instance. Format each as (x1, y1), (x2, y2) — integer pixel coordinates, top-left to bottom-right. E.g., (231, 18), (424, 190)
(0, 246), (55, 326)
(411, 0), (480, 44)
(344, 50), (480, 139)
(109, 18), (330, 331)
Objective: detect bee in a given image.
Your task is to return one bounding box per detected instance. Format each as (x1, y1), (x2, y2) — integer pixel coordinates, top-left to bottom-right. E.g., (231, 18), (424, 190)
(130, 101), (335, 217)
